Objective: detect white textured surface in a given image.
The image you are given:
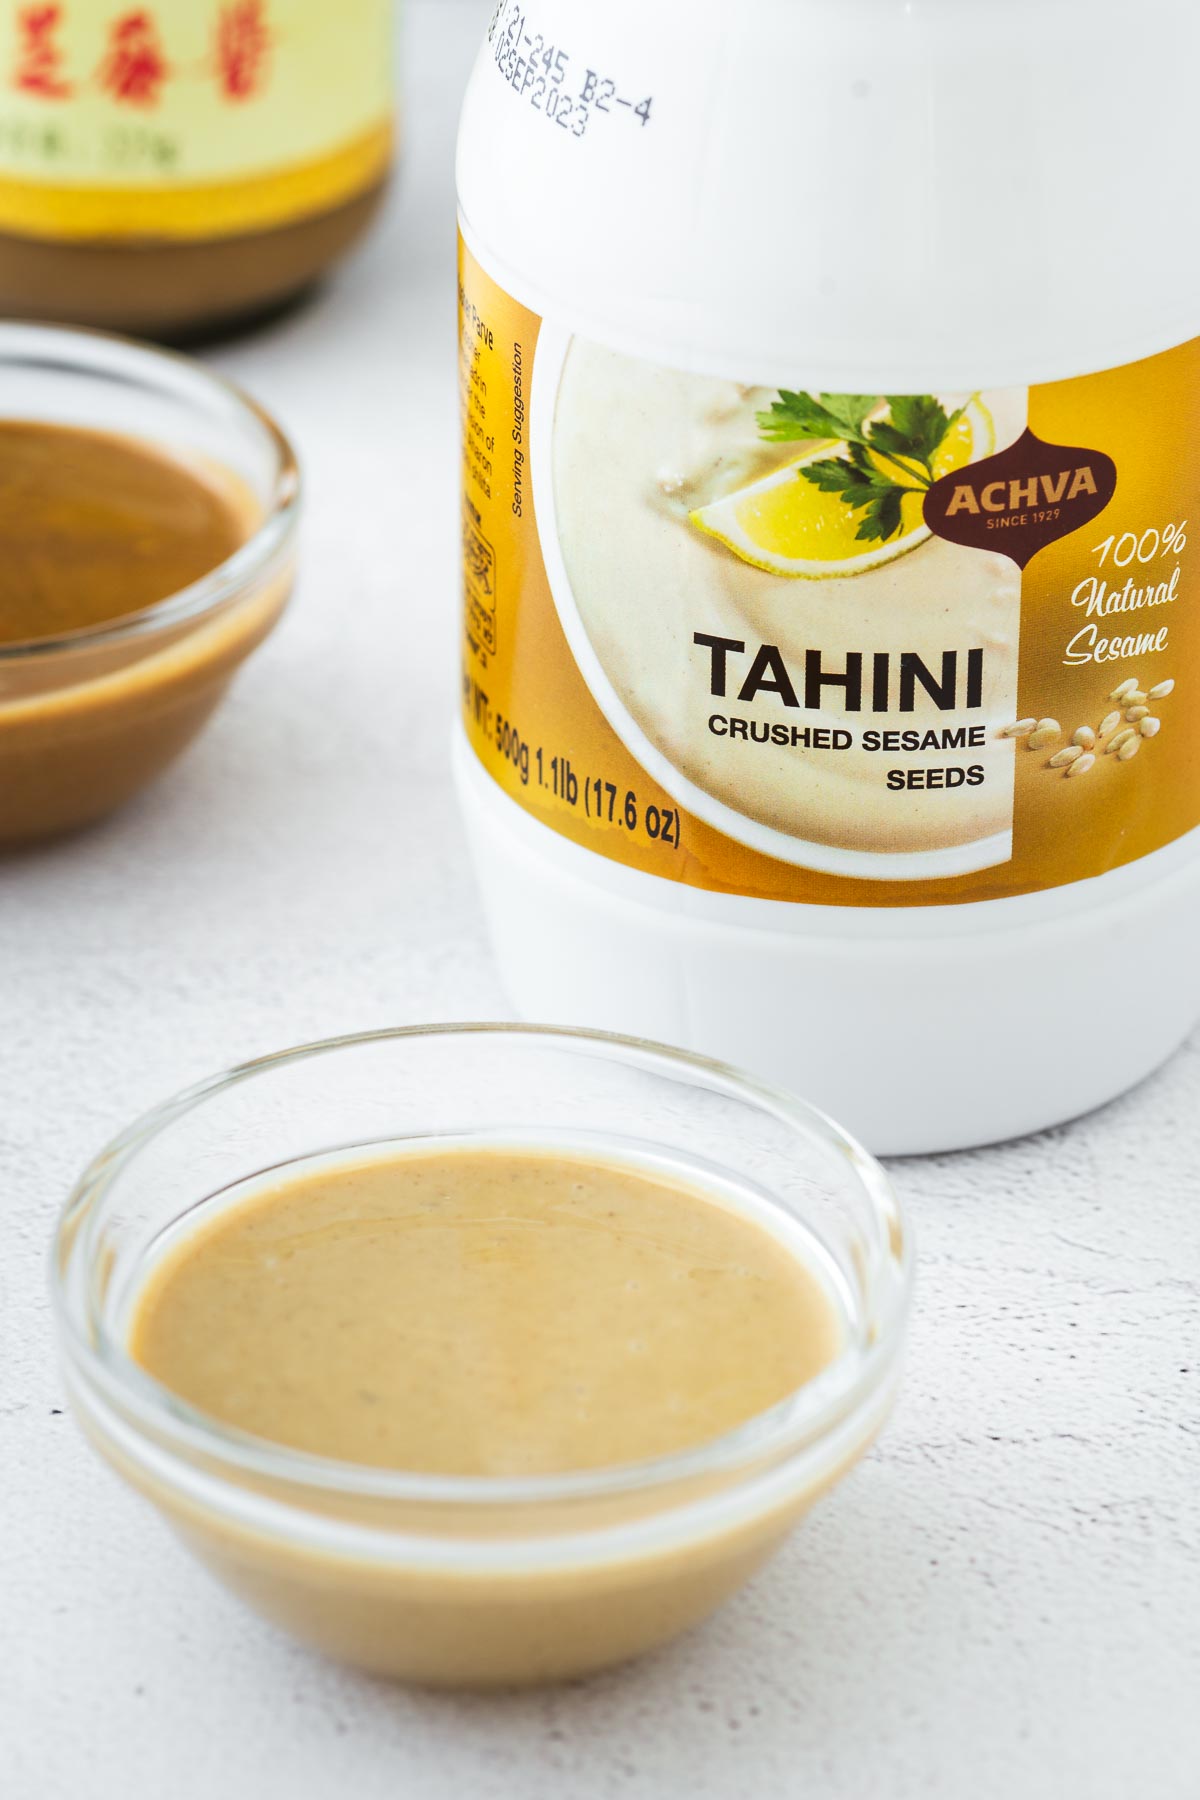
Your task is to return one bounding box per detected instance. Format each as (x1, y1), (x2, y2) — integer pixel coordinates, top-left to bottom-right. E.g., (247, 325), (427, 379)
(3, 5), (1199, 1795)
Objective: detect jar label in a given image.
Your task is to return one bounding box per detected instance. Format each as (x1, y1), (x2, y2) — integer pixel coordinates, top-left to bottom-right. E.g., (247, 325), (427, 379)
(460, 236), (1200, 908)
(0, 0), (393, 239)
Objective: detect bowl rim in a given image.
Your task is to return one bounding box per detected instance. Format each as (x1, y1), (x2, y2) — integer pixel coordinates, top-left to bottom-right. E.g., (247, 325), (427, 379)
(50, 1022), (914, 1531)
(0, 319), (300, 663)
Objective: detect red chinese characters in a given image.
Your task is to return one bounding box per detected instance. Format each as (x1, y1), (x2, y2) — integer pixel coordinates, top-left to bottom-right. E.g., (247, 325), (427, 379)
(96, 10), (170, 107)
(9, 5), (278, 108)
(214, 0), (271, 101)
(13, 5), (73, 99)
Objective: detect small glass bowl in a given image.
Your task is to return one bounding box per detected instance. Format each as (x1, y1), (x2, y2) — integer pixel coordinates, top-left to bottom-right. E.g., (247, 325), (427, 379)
(0, 322), (299, 845)
(51, 1024), (912, 1690)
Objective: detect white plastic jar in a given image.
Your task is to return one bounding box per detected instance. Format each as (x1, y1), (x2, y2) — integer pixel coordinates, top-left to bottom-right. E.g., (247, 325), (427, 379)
(455, 0), (1200, 1154)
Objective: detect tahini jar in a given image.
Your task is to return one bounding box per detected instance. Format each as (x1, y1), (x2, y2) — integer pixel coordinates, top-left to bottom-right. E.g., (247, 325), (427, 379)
(455, 0), (1200, 1153)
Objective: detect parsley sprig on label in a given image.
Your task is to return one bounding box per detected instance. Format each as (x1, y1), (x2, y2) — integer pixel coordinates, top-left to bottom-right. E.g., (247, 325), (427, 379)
(755, 392), (964, 545)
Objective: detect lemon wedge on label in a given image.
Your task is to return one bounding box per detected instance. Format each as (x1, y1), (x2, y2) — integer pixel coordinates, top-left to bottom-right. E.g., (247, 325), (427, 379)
(690, 398), (994, 579)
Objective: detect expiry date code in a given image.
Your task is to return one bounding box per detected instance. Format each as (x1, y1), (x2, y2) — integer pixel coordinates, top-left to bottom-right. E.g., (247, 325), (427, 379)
(489, 2), (654, 140)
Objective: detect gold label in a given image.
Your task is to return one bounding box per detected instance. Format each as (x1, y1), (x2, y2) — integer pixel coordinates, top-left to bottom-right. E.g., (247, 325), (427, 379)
(460, 235), (1200, 908)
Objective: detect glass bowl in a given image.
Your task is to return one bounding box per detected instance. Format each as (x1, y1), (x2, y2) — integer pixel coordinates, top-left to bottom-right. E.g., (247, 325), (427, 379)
(51, 1024), (912, 1689)
(0, 322), (299, 845)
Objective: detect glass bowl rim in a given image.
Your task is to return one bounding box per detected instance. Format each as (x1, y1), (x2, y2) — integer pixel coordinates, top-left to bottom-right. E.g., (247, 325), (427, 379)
(51, 1022), (914, 1519)
(0, 319), (300, 663)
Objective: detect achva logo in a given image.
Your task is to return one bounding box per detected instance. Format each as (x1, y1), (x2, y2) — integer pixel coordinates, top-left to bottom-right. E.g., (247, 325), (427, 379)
(925, 426), (1117, 569)
(943, 464), (1100, 518)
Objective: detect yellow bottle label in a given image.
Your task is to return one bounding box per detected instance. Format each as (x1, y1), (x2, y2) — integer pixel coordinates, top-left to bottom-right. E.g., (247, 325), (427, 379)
(0, 0), (393, 239)
(460, 234), (1200, 908)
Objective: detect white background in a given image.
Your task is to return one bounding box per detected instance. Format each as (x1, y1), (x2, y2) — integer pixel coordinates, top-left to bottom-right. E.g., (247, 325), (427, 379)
(3, 4), (1199, 1795)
